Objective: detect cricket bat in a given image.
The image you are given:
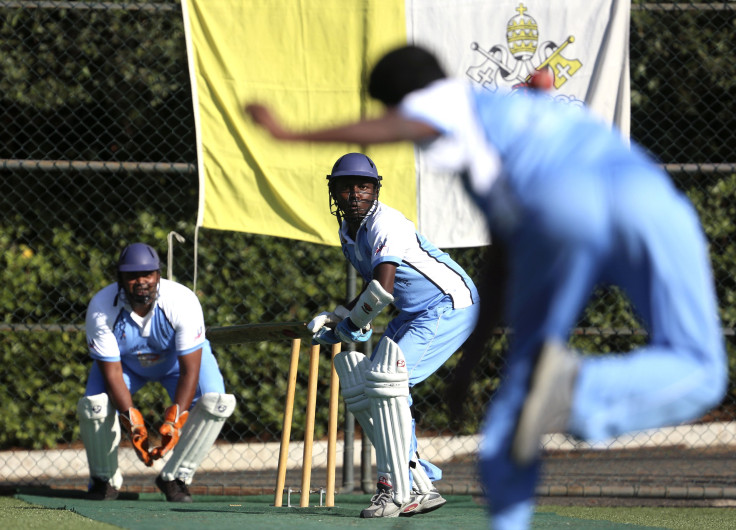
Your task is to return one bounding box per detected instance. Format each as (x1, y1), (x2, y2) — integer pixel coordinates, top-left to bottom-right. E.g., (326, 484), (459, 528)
(205, 321), (312, 345)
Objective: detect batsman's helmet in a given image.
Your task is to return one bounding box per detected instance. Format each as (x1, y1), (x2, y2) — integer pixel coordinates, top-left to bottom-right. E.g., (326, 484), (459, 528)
(118, 242), (160, 272)
(326, 153), (382, 224)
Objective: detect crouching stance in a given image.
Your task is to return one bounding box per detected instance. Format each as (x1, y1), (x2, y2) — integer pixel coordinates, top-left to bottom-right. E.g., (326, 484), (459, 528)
(79, 242), (235, 501)
(310, 154), (480, 517)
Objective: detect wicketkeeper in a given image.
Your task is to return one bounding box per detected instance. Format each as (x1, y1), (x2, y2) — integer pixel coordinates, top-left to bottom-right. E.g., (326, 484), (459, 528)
(309, 153), (480, 518)
(78, 242), (235, 501)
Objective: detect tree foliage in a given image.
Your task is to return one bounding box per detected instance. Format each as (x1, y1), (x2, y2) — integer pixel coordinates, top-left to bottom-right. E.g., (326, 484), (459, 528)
(1, 2), (735, 449)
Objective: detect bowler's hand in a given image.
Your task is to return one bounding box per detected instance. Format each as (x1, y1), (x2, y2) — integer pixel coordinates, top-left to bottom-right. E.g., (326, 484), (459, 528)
(245, 104), (293, 140)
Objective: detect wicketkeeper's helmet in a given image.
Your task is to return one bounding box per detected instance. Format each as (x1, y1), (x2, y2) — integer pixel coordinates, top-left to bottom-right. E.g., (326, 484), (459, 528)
(326, 153), (382, 225)
(118, 242), (160, 272)
(116, 242), (161, 305)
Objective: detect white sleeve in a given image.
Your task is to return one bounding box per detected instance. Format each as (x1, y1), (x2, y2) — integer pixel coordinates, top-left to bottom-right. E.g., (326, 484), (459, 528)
(85, 291), (121, 362)
(164, 282), (207, 354)
(401, 79), (503, 198)
(368, 208), (415, 269)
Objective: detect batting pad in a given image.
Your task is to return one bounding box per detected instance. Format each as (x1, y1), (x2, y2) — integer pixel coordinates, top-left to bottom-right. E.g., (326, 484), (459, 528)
(77, 393), (123, 488)
(333, 350), (374, 443)
(411, 457), (435, 494)
(365, 338), (412, 503)
(161, 393), (236, 484)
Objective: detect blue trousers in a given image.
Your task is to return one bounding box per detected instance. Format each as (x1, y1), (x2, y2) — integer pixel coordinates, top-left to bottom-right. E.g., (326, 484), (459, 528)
(479, 166), (727, 529)
(85, 343), (226, 409)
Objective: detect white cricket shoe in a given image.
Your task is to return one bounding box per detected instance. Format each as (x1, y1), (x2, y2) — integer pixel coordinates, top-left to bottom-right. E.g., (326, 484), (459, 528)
(359, 483), (402, 518)
(512, 340), (580, 466)
(400, 488), (447, 516)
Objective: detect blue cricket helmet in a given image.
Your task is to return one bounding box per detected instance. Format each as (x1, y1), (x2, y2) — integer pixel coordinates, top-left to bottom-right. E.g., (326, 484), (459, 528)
(326, 153), (382, 225)
(118, 242), (160, 272)
(326, 152), (383, 182)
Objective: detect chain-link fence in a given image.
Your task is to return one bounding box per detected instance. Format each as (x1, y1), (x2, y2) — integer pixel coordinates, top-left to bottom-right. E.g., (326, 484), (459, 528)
(1, 1), (735, 500)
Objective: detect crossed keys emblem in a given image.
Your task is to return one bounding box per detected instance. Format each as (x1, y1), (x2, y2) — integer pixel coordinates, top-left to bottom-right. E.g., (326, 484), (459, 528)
(466, 2), (583, 92)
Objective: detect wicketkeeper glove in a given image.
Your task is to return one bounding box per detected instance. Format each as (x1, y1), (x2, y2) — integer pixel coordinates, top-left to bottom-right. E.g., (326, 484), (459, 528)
(119, 407), (153, 467)
(334, 317), (373, 344)
(150, 404), (189, 460)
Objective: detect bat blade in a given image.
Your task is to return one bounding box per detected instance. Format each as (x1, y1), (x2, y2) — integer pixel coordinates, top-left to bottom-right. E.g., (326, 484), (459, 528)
(206, 321), (312, 345)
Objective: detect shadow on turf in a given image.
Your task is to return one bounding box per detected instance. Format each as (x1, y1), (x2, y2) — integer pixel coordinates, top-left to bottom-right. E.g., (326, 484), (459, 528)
(2, 485), (139, 500)
(168, 507), (357, 517)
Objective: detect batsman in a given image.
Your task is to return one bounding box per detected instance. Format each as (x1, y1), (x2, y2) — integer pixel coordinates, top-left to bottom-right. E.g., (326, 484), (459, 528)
(310, 153), (480, 517)
(78, 242), (236, 501)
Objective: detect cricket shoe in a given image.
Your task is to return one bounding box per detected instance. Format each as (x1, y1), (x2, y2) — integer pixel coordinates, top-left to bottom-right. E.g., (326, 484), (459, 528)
(156, 474), (193, 502)
(87, 477), (119, 500)
(512, 340), (580, 466)
(400, 488), (447, 516)
(359, 482), (402, 518)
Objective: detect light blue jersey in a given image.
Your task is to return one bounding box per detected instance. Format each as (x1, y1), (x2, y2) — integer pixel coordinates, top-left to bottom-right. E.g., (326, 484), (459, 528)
(339, 202), (477, 313)
(400, 79), (726, 530)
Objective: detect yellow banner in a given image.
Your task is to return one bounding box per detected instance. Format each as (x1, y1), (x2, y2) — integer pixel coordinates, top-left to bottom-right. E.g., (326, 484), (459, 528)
(183, 0), (416, 246)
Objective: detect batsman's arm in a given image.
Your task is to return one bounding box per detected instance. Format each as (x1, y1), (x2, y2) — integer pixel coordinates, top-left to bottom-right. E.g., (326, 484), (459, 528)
(372, 262), (397, 296)
(332, 263), (397, 344)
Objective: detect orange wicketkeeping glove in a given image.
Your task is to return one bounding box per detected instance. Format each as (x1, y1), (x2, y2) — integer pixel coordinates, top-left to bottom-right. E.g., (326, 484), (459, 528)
(119, 407), (153, 467)
(150, 404), (189, 460)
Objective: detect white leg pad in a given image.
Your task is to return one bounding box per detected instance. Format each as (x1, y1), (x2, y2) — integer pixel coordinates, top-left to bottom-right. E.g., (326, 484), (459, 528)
(365, 337), (412, 504)
(77, 393), (123, 489)
(161, 393), (236, 484)
(334, 350), (375, 444)
(410, 457), (435, 493)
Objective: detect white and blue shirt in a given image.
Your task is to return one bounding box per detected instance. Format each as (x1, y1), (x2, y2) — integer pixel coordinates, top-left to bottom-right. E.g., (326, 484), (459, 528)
(339, 202), (477, 313)
(86, 278), (207, 379)
(398, 79), (646, 233)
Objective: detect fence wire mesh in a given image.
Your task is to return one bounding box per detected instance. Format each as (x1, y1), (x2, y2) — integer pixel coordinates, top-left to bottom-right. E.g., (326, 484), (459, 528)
(1, 0), (735, 500)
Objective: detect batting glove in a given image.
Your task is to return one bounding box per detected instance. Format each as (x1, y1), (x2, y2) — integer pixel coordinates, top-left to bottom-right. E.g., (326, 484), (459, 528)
(334, 318), (373, 344)
(307, 305), (350, 333)
(312, 326), (341, 346)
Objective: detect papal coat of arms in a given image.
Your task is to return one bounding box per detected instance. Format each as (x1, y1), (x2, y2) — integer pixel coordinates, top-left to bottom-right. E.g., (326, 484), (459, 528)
(466, 2), (583, 96)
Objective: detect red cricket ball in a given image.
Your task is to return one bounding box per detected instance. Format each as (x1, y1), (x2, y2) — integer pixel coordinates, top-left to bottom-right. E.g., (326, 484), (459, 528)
(529, 66), (554, 91)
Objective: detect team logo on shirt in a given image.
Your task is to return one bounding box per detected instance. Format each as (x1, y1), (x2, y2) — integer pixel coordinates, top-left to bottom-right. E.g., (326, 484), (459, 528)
(137, 352), (162, 367)
(374, 239), (387, 255)
(466, 2), (583, 99)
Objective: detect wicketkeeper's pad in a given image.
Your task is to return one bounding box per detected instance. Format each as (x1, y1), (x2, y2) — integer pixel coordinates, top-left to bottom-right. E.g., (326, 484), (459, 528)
(160, 393), (236, 484)
(77, 393), (123, 488)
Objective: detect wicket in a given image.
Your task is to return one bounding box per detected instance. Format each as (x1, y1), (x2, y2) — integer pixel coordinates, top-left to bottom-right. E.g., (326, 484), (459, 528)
(274, 338), (341, 508)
